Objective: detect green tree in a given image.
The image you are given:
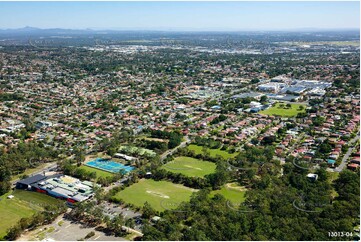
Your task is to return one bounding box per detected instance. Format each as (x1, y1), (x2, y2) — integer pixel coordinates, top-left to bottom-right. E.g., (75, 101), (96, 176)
(142, 201), (156, 219)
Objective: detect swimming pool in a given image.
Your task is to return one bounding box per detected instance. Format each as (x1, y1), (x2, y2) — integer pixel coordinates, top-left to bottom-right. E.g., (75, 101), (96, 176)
(85, 158), (135, 174)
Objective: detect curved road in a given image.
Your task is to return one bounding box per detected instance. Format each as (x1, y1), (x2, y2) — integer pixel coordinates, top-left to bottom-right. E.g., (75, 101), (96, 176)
(160, 136), (190, 162)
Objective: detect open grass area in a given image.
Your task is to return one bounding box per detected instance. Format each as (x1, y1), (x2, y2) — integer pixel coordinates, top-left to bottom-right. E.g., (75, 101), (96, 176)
(79, 165), (114, 178)
(161, 156), (216, 177)
(12, 190), (63, 207)
(143, 137), (168, 143)
(0, 190), (63, 239)
(259, 103), (306, 117)
(210, 183), (247, 206)
(113, 179), (197, 212)
(188, 144), (238, 159)
(328, 171), (340, 182)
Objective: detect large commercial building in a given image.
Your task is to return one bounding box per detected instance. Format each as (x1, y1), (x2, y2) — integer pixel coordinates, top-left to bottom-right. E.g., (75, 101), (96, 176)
(260, 82), (287, 93)
(16, 174), (95, 204)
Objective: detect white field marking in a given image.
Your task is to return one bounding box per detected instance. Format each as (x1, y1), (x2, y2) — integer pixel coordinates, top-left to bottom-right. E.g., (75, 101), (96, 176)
(225, 183), (247, 192)
(184, 165), (202, 170)
(94, 235), (101, 240)
(146, 190), (170, 198)
(64, 224), (71, 229)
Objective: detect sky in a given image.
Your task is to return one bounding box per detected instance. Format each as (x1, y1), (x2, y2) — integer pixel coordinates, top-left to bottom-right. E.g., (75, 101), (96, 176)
(0, 1), (359, 31)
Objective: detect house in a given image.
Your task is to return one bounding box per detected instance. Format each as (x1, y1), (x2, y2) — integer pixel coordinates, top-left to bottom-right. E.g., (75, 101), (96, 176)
(350, 156), (360, 164)
(307, 173), (318, 181)
(347, 163), (359, 171)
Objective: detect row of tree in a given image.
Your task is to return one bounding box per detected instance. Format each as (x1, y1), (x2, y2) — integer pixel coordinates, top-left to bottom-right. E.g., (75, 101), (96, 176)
(66, 200), (135, 237)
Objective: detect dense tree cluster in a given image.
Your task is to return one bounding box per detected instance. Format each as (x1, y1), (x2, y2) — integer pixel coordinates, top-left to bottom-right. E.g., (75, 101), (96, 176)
(193, 137), (222, 149)
(135, 139), (168, 153)
(0, 92), (24, 101)
(210, 114), (227, 125)
(147, 129), (183, 149)
(142, 169), (359, 241)
(0, 141), (58, 195)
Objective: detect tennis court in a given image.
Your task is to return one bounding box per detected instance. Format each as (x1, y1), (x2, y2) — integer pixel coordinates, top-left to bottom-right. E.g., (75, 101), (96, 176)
(85, 158), (135, 174)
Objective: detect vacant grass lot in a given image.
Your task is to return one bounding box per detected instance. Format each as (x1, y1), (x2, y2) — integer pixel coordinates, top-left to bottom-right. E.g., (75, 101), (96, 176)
(0, 190), (63, 239)
(188, 144), (238, 159)
(113, 179), (197, 212)
(79, 165), (114, 178)
(162, 156), (216, 178)
(210, 183), (247, 206)
(259, 103), (306, 117)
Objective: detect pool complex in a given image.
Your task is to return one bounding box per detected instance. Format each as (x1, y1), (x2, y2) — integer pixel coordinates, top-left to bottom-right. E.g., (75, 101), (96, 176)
(85, 158), (135, 174)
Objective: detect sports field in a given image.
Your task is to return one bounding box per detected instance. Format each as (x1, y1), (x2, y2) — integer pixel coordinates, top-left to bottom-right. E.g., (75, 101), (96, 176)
(113, 179), (197, 212)
(188, 144), (238, 159)
(0, 190), (63, 239)
(161, 156), (216, 177)
(259, 103), (306, 117)
(79, 165), (114, 178)
(210, 183), (247, 207)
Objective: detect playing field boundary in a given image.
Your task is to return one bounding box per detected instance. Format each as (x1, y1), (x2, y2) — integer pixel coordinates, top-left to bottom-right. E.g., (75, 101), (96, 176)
(161, 156), (216, 177)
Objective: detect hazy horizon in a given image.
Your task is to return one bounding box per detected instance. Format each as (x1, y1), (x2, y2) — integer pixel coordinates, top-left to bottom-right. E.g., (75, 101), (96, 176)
(1, 26), (360, 32)
(0, 2), (359, 31)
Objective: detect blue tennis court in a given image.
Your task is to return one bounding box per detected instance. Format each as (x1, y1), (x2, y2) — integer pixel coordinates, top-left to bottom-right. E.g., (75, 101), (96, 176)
(86, 158), (135, 174)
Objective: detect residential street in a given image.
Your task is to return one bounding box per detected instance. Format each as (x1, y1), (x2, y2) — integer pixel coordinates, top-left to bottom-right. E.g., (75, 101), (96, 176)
(335, 132), (360, 172)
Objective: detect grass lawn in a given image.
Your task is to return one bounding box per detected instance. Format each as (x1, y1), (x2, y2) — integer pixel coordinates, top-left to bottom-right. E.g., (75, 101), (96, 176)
(161, 156), (216, 177)
(11, 190), (63, 207)
(210, 183), (247, 207)
(113, 179), (197, 212)
(328, 171), (340, 182)
(188, 144), (238, 159)
(259, 103), (306, 117)
(79, 165), (114, 178)
(0, 190), (63, 239)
